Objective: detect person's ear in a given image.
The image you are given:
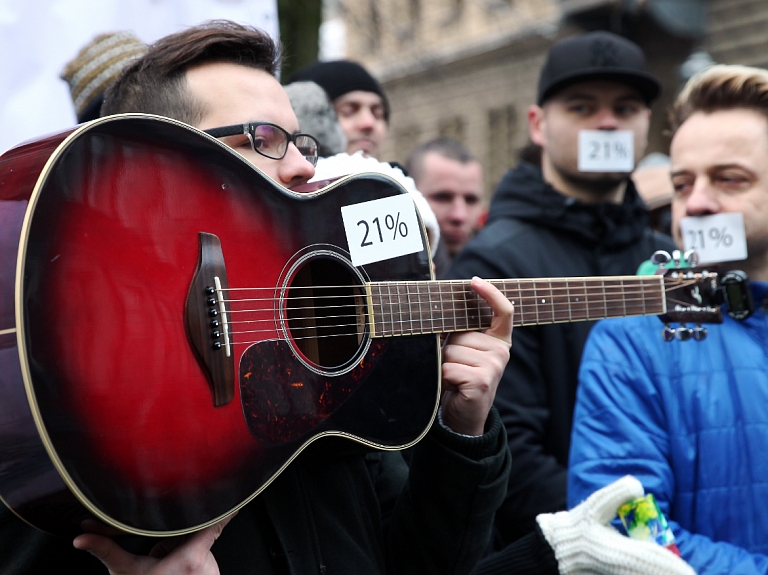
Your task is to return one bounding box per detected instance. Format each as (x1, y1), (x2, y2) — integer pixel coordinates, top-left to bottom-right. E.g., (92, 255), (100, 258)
(528, 104), (546, 146)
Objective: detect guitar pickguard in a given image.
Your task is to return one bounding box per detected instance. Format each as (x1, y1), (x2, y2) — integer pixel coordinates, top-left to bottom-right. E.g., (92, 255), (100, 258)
(240, 339), (386, 445)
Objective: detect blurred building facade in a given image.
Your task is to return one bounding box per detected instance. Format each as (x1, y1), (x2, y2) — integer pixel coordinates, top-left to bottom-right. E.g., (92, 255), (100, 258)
(332, 0), (768, 195)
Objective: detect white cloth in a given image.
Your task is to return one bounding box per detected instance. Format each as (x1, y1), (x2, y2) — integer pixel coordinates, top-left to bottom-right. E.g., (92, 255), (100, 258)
(537, 476), (697, 575)
(0, 0), (278, 154)
(311, 152), (440, 256)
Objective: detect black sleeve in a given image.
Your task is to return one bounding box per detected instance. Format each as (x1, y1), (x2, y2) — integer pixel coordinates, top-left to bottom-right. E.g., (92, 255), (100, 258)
(382, 407), (512, 575)
(449, 233), (571, 543)
(474, 523), (559, 575)
(0, 506), (107, 575)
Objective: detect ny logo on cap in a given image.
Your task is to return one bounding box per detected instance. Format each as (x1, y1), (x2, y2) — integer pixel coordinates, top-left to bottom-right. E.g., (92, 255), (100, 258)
(590, 39), (620, 67)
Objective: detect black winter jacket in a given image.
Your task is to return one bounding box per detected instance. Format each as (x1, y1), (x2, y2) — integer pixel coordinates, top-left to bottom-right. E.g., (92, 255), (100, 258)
(1, 409), (519, 575)
(449, 161), (675, 545)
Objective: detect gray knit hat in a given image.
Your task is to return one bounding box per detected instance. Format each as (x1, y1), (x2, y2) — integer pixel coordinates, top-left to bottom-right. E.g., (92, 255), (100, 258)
(61, 31), (147, 122)
(285, 81), (347, 158)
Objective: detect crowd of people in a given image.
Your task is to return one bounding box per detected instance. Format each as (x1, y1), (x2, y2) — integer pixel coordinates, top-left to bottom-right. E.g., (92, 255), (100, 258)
(1, 16), (767, 575)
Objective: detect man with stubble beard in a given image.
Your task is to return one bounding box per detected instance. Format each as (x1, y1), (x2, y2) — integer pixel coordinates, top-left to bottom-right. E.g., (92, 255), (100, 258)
(450, 31), (676, 549)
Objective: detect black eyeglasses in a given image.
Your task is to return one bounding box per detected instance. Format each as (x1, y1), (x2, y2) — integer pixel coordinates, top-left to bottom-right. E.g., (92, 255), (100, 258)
(204, 122), (319, 167)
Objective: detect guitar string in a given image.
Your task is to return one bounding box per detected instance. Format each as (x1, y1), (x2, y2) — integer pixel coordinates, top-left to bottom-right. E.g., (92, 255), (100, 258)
(208, 287), (700, 339)
(213, 280), (695, 316)
(215, 277), (665, 295)
(218, 289), (666, 322)
(216, 281), (669, 306)
(212, 280), (687, 318)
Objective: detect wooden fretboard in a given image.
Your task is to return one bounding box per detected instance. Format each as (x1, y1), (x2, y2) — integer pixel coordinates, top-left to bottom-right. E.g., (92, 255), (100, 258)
(366, 276), (665, 337)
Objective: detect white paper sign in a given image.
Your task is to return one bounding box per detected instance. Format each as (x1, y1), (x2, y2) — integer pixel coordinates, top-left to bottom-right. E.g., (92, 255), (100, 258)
(341, 194), (425, 267)
(680, 213), (748, 264)
(578, 130), (634, 172)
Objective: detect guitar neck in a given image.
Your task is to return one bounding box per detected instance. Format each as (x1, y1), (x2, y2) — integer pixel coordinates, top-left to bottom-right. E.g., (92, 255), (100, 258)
(366, 275), (666, 337)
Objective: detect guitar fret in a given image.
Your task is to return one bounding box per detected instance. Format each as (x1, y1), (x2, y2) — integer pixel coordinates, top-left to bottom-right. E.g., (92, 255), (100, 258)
(585, 281), (603, 320)
(549, 279), (556, 321)
(443, 282), (455, 332)
(619, 278), (627, 316)
(369, 284), (380, 336)
(550, 279), (569, 323)
(398, 281), (408, 336)
(461, 281), (470, 331)
(446, 282), (457, 331)
(412, 282), (419, 333)
(603, 278), (621, 319)
(430, 281), (439, 334)
(407, 282), (414, 334)
(600, 279), (608, 319)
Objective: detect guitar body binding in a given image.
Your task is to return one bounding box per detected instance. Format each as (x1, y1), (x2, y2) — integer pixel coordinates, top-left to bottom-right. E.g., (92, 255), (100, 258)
(0, 115), (439, 536)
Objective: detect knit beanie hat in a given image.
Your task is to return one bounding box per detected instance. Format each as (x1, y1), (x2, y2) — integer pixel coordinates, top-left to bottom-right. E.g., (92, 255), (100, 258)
(289, 60), (390, 122)
(284, 81), (347, 158)
(61, 31), (147, 123)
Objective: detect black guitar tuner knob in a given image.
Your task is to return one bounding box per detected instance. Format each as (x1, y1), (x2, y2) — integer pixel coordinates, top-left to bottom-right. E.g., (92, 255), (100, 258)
(662, 325), (675, 342)
(675, 324), (693, 341)
(693, 325), (708, 341)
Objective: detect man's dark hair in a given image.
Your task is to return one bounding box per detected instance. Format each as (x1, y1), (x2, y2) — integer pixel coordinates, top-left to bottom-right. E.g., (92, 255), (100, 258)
(405, 137), (478, 183)
(101, 20), (281, 125)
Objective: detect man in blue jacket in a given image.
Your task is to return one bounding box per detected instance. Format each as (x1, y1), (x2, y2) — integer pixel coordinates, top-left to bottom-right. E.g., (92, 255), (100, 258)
(569, 64), (768, 573)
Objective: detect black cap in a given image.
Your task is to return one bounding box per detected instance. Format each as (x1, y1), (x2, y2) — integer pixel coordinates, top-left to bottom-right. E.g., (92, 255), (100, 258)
(537, 31), (661, 105)
(289, 60), (390, 121)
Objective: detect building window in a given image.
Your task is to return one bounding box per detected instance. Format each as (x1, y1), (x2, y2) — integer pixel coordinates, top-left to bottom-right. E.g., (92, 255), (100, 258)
(395, 125), (422, 164)
(487, 104), (518, 188)
(438, 116), (465, 142)
(393, 0), (420, 42)
(366, 0), (381, 54)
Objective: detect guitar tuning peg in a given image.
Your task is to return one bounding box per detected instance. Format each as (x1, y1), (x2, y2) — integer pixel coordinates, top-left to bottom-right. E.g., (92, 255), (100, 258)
(693, 324), (708, 341)
(651, 250), (672, 268)
(672, 250), (682, 268)
(662, 324), (675, 342)
(684, 250), (699, 266)
(675, 322), (693, 341)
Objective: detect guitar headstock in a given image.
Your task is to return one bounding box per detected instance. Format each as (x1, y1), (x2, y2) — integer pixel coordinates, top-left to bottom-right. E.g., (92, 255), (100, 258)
(659, 267), (723, 326)
(654, 250), (754, 341)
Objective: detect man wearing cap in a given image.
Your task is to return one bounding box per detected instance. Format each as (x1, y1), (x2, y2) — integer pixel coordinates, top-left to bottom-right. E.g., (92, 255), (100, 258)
(289, 60), (389, 158)
(450, 31), (676, 547)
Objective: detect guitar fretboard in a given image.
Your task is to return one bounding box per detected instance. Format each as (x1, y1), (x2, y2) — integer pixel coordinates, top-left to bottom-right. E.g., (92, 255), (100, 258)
(367, 276), (665, 337)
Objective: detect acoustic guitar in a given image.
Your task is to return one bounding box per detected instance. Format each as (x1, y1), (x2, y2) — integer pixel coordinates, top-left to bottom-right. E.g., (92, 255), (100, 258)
(0, 115), (734, 537)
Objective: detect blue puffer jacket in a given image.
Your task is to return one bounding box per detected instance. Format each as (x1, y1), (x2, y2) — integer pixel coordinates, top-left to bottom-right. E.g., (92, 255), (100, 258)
(568, 281), (768, 574)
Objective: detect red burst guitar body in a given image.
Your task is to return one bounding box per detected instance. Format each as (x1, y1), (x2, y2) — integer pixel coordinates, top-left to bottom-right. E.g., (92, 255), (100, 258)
(0, 115), (732, 537)
(0, 115), (440, 537)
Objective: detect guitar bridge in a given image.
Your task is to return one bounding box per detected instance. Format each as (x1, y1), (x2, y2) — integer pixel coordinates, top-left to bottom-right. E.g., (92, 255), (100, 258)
(185, 232), (234, 406)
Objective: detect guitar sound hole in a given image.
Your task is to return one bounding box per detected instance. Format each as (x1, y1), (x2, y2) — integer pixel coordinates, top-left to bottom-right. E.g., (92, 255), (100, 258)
(286, 257), (366, 370)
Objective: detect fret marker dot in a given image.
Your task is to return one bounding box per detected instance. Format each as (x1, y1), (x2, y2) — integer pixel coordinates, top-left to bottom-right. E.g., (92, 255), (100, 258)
(541, 299), (546, 304)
